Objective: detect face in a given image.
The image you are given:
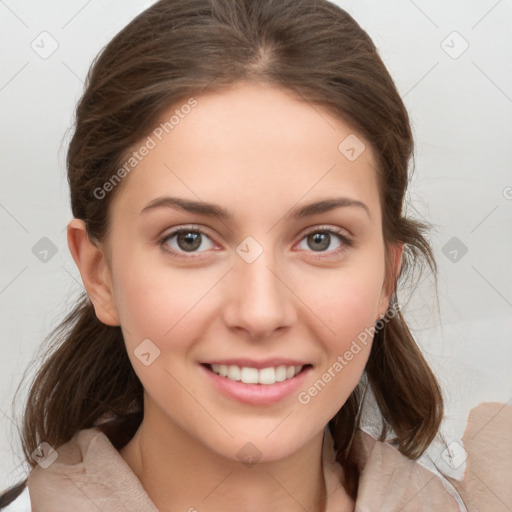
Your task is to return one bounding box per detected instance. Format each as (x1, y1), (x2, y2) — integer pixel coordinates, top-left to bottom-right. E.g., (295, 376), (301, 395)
(86, 81), (396, 462)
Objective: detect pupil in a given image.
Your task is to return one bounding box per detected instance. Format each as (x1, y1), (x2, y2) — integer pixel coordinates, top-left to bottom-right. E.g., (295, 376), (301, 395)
(178, 232), (201, 252)
(309, 232), (329, 251)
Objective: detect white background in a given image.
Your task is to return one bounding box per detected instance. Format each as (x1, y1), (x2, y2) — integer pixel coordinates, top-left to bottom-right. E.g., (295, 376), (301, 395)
(1, 0), (511, 499)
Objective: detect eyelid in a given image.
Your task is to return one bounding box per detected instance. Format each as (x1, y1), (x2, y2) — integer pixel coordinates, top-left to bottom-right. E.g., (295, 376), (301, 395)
(299, 224), (351, 240)
(159, 223), (214, 240)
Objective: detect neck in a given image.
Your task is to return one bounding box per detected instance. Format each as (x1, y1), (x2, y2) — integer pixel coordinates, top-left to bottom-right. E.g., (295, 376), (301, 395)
(119, 410), (329, 512)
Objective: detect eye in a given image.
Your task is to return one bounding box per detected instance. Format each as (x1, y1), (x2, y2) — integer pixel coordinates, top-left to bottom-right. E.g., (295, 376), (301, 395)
(296, 227), (352, 256)
(158, 225), (352, 259)
(159, 227), (216, 257)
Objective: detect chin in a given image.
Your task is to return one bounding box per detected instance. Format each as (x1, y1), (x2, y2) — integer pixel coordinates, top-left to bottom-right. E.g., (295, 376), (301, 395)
(202, 423), (320, 465)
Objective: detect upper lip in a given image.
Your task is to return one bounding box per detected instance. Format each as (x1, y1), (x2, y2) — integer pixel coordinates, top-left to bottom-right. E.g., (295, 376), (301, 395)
(201, 359), (311, 369)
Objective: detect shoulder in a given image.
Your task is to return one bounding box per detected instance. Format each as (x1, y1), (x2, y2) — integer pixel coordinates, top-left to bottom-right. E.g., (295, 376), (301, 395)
(322, 425), (464, 511)
(350, 429), (465, 511)
(347, 401), (512, 511)
(26, 426), (158, 511)
(447, 401), (512, 511)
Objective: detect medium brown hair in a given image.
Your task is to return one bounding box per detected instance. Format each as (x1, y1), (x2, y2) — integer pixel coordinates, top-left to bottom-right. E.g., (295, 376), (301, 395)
(1, 0), (443, 505)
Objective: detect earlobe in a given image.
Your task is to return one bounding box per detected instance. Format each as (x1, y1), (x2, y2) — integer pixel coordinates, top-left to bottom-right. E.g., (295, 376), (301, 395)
(66, 218), (120, 326)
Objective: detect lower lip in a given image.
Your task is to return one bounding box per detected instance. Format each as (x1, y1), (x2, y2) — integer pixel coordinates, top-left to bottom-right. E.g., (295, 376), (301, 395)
(199, 364), (312, 406)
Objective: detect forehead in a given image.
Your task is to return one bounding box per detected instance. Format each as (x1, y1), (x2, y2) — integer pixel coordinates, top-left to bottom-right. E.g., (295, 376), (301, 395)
(109, 81), (380, 223)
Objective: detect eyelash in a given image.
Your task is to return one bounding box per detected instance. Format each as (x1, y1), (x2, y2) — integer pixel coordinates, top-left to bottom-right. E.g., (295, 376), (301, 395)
(158, 225), (353, 260)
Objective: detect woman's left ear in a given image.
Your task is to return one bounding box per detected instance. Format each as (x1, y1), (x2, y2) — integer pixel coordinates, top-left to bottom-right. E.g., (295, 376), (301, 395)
(378, 242), (403, 319)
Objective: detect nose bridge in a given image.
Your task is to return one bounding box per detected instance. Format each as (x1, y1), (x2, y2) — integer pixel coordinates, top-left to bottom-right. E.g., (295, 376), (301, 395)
(223, 241), (296, 337)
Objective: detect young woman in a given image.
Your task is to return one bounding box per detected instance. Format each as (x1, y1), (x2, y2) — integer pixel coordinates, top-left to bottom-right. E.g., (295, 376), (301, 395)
(3, 0), (507, 510)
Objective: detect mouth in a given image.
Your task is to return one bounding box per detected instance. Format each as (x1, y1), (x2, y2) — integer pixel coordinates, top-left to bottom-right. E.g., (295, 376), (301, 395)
(202, 363), (311, 385)
(199, 361), (313, 406)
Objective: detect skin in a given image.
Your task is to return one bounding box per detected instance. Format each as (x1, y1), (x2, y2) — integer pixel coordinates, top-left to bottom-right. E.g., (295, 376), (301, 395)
(67, 81), (401, 512)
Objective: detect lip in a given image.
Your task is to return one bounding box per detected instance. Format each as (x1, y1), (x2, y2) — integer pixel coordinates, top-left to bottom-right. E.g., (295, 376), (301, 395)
(200, 358), (309, 369)
(199, 362), (312, 406)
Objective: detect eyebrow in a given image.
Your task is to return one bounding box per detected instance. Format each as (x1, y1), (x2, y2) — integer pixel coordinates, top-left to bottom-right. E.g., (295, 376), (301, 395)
(139, 196), (371, 220)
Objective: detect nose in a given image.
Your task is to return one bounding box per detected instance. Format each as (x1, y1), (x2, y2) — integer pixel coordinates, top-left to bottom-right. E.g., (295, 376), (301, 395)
(222, 250), (297, 340)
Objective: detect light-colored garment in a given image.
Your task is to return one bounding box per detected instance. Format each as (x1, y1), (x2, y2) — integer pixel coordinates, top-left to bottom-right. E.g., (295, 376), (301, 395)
(24, 402), (511, 511)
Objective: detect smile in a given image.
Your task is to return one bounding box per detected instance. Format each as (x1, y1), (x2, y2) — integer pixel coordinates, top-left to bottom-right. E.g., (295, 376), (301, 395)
(200, 360), (313, 405)
(209, 363), (304, 385)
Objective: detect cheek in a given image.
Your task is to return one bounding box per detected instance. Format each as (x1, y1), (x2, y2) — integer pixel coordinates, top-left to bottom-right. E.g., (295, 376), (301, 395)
(296, 289), (378, 421)
(293, 256), (384, 411)
(332, 279), (382, 340)
(110, 249), (210, 351)
(112, 265), (210, 404)
(322, 276), (378, 379)
(301, 258), (385, 343)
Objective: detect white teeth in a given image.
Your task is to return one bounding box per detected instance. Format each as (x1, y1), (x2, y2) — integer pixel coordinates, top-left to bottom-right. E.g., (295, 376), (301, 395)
(275, 365), (287, 382)
(227, 365), (241, 381)
(258, 367), (275, 385)
(240, 367), (259, 384)
(209, 364), (304, 385)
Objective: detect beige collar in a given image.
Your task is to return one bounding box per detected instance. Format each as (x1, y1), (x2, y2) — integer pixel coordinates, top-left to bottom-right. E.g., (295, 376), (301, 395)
(27, 425), (462, 511)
